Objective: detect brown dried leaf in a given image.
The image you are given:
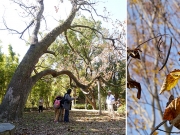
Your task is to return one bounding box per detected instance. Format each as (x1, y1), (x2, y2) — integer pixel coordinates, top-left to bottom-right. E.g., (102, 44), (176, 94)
(163, 97), (180, 121)
(127, 48), (142, 60)
(170, 114), (180, 129)
(166, 95), (174, 107)
(159, 69), (180, 94)
(127, 80), (141, 99)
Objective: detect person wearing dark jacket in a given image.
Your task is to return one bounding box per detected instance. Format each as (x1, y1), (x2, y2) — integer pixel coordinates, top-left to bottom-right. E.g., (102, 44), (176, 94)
(63, 89), (77, 122)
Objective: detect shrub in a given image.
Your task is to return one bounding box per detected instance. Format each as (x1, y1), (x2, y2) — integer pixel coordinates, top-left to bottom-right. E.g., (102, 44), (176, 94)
(117, 104), (126, 114)
(87, 104), (93, 110)
(73, 104), (85, 109)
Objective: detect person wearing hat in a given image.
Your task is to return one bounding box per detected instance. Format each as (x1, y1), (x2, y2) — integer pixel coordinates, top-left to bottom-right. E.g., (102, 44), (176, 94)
(106, 90), (115, 118)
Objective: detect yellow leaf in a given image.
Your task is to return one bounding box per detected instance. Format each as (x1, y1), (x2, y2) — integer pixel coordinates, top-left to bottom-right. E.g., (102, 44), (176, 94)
(152, 131), (158, 135)
(159, 69), (180, 94)
(130, 0), (138, 4)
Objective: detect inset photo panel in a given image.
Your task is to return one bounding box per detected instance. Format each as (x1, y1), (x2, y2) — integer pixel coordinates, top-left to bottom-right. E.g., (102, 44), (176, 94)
(0, 0), (127, 134)
(127, 0), (180, 135)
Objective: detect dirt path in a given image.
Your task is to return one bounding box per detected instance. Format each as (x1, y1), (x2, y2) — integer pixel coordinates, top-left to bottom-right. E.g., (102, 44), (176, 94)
(14, 109), (125, 135)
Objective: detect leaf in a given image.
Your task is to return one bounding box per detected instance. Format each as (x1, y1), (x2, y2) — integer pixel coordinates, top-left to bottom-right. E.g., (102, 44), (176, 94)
(152, 131), (158, 135)
(130, 0), (138, 4)
(159, 69), (180, 94)
(163, 97), (180, 121)
(127, 80), (141, 99)
(127, 48), (142, 60)
(127, 68), (141, 99)
(166, 95), (174, 107)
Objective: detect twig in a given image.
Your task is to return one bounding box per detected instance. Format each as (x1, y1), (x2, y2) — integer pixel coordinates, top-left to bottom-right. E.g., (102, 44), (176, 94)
(157, 129), (180, 134)
(135, 34), (168, 49)
(159, 37), (172, 71)
(150, 120), (167, 135)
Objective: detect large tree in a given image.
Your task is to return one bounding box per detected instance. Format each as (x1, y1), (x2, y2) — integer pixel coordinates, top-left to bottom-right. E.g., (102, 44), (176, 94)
(0, 0), (124, 121)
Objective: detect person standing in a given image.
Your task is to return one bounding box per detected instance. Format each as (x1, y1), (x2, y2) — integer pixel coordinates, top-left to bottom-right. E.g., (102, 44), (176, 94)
(53, 95), (63, 122)
(59, 102), (64, 122)
(39, 97), (44, 113)
(106, 90), (115, 119)
(63, 89), (77, 122)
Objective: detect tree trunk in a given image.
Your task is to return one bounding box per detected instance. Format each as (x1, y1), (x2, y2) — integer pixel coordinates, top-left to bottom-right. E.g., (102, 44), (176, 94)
(0, 45), (44, 120)
(85, 95), (96, 109)
(0, 0), (78, 121)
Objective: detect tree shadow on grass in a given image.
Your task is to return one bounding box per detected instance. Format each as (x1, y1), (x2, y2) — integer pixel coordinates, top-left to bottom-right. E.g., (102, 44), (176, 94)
(14, 109), (125, 135)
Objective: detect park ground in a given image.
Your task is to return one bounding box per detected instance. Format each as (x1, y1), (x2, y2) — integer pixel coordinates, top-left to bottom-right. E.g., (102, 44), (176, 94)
(13, 109), (125, 135)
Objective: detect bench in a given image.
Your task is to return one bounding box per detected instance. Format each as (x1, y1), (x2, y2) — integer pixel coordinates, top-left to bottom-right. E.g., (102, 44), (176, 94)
(0, 123), (15, 135)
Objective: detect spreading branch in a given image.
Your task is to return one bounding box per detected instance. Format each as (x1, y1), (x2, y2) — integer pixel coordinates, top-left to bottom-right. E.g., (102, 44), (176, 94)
(31, 69), (98, 93)
(71, 25), (120, 47)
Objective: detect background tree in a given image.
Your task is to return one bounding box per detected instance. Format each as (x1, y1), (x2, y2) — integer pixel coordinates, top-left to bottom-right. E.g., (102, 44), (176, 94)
(25, 16), (126, 110)
(0, 44), (19, 102)
(0, 0), (125, 121)
(128, 0), (180, 134)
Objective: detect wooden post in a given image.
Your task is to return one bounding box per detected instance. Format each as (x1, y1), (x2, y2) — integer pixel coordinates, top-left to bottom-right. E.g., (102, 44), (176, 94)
(72, 88), (76, 107)
(97, 79), (102, 115)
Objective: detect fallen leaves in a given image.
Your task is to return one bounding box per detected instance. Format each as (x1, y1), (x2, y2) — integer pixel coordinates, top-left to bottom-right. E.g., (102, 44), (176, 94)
(159, 69), (180, 94)
(14, 110), (125, 135)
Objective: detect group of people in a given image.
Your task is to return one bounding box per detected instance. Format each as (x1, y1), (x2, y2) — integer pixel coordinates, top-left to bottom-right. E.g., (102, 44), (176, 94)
(38, 89), (120, 122)
(38, 89), (77, 123)
(53, 88), (77, 123)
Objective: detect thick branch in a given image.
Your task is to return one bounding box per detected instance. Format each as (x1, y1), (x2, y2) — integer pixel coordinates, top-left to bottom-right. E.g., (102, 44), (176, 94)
(31, 69), (98, 92)
(38, 3), (78, 48)
(31, 0), (44, 44)
(99, 76), (123, 87)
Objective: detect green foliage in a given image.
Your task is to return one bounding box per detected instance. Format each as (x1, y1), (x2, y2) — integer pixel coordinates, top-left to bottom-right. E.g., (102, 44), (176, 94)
(73, 104), (85, 109)
(27, 73), (70, 108)
(0, 44), (19, 103)
(87, 104), (93, 110)
(103, 59), (126, 100)
(117, 104), (126, 114)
